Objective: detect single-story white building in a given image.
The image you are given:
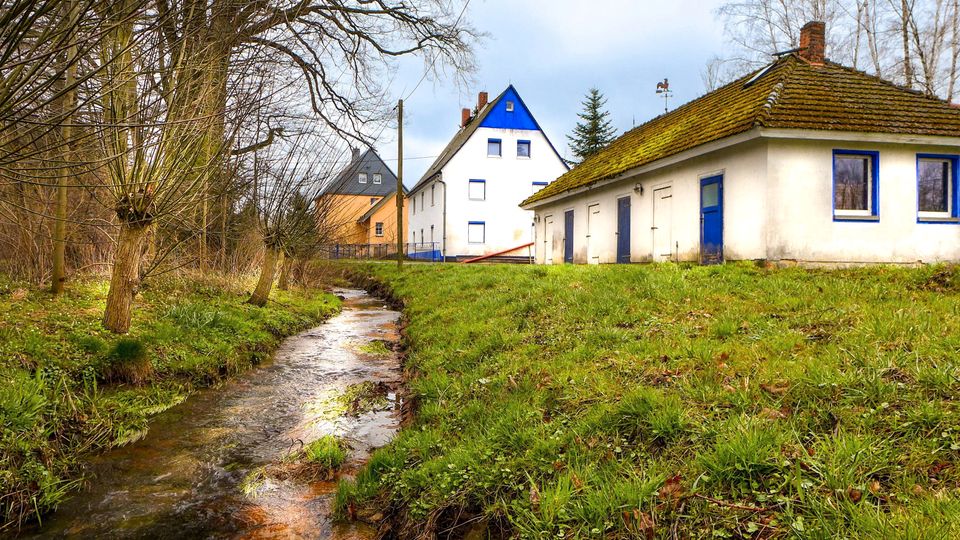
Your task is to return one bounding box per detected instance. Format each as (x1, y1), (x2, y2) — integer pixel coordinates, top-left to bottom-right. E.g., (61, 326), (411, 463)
(521, 21), (960, 266)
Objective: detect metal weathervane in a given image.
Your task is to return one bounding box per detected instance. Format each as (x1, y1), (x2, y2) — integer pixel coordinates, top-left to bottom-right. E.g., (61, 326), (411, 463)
(656, 78), (672, 113)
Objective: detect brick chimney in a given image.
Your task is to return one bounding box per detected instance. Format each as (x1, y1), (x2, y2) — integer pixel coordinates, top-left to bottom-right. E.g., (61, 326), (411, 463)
(461, 107), (471, 127)
(799, 21), (826, 65)
(477, 91), (489, 110)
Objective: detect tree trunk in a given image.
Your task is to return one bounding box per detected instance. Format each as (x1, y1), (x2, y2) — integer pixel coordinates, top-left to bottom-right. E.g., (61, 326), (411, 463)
(278, 255), (292, 291)
(248, 245), (281, 307)
(51, 0), (78, 294)
(103, 222), (150, 333)
(902, 0), (915, 87)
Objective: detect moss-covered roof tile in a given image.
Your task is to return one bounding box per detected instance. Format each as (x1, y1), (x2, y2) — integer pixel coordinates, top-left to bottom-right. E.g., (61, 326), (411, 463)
(523, 55), (960, 206)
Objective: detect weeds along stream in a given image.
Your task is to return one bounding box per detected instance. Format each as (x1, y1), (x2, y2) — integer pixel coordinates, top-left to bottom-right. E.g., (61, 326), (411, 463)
(25, 289), (402, 539)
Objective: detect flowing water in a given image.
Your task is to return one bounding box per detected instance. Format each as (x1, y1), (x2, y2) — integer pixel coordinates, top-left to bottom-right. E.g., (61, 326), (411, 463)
(29, 289), (401, 539)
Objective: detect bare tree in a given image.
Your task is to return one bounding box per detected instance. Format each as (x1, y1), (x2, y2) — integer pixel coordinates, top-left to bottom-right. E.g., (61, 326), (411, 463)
(713, 0), (960, 101)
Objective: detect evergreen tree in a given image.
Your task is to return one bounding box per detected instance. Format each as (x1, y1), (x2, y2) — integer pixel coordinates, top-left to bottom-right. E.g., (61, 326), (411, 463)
(567, 88), (617, 163)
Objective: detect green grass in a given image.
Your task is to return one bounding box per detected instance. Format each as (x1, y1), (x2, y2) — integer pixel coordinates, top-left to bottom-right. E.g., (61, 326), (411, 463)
(0, 273), (339, 530)
(303, 435), (348, 470)
(339, 262), (960, 538)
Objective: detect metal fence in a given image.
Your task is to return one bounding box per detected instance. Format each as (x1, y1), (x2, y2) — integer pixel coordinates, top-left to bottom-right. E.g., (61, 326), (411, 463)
(322, 242), (442, 262)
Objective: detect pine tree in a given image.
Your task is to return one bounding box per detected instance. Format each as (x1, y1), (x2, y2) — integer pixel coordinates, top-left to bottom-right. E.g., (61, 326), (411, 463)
(567, 88), (617, 163)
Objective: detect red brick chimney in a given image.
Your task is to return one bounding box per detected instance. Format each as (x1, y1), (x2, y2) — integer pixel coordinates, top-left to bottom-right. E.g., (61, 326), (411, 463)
(461, 107), (471, 127)
(799, 21), (826, 65)
(477, 91), (488, 110)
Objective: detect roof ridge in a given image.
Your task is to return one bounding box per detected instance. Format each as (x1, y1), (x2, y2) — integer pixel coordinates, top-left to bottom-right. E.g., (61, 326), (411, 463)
(824, 60), (951, 105)
(754, 57), (799, 127)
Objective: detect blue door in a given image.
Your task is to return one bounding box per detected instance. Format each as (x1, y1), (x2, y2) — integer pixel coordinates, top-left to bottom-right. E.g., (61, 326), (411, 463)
(563, 210), (574, 263)
(616, 197), (631, 264)
(700, 175), (723, 264)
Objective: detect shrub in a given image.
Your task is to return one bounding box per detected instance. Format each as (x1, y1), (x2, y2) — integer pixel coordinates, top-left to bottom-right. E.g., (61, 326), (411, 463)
(102, 338), (153, 386)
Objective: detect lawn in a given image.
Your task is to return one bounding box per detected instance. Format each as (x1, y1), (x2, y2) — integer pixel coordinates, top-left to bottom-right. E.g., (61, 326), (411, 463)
(339, 262), (960, 538)
(0, 273), (339, 530)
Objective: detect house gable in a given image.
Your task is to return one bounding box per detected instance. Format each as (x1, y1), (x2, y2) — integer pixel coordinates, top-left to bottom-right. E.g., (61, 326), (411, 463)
(478, 86), (538, 131)
(323, 148), (398, 197)
(410, 85), (568, 195)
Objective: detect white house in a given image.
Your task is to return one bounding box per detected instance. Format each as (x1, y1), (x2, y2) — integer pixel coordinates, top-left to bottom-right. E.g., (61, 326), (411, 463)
(522, 21), (960, 266)
(408, 86), (569, 261)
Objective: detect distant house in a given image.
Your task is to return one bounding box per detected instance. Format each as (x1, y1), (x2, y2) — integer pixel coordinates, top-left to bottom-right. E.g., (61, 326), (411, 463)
(408, 86), (568, 261)
(522, 21), (960, 266)
(317, 147), (406, 246)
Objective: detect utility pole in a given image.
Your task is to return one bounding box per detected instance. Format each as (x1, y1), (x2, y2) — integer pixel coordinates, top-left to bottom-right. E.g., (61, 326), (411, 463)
(396, 99), (404, 269)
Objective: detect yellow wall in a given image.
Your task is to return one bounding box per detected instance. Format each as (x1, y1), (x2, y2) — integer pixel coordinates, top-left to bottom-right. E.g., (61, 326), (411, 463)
(363, 192), (408, 245)
(318, 193), (382, 244)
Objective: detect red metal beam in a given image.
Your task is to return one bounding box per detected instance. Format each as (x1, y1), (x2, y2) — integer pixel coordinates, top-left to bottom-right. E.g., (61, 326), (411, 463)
(460, 242), (534, 264)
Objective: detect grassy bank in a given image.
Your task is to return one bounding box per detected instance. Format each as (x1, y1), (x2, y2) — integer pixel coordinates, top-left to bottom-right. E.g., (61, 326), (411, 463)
(0, 274), (339, 530)
(340, 262), (960, 538)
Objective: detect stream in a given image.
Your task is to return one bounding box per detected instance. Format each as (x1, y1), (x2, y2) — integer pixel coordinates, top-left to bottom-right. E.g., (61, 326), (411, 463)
(29, 288), (401, 539)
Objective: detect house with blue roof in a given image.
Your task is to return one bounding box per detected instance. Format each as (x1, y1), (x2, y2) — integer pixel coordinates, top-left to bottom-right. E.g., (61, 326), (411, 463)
(407, 86), (569, 261)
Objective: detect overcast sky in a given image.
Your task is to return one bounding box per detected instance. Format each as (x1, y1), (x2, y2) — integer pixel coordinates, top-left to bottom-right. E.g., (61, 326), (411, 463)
(372, 0), (728, 187)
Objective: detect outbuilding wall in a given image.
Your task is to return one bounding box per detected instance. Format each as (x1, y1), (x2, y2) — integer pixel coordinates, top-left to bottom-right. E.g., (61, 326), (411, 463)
(766, 138), (960, 264)
(531, 141), (768, 264)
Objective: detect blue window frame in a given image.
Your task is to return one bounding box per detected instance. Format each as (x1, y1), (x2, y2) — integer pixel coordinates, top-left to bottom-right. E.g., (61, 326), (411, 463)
(917, 154), (959, 223)
(487, 138), (502, 157)
(833, 150), (879, 221)
(468, 179), (486, 201)
(517, 140), (531, 158)
(468, 221), (485, 244)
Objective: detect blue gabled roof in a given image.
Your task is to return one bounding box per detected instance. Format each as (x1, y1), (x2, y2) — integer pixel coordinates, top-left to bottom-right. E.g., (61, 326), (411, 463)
(410, 85), (569, 195)
(478, 86), (539, 131)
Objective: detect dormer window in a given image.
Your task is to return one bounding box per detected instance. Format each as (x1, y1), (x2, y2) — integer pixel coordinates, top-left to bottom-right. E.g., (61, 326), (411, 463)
(373, 173), (382, 184)
(359, 173), (368, 184)
(505, 101), (515, 112)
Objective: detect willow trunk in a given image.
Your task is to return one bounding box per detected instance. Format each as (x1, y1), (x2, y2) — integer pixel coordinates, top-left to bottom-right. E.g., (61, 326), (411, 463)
(103, 222), (150, 333)
(248, 246), (282, 307)
(278, 255), (292, 291)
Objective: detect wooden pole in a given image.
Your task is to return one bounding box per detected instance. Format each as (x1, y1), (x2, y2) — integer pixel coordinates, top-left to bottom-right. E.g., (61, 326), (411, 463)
(396, 99), (404, 269)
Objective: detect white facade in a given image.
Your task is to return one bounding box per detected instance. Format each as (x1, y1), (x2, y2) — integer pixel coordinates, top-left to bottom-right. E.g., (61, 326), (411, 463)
(526, 131), (960, 265)
(408, 88), (569, 259)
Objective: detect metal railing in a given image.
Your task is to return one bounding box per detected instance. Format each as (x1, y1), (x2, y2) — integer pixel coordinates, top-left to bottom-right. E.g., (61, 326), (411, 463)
(322, 242), (442, 262)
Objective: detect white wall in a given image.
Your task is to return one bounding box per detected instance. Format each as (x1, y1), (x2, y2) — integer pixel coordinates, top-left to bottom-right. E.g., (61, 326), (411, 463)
(409, 126), (568, 258)
(408, 179), (445, 253)
(531, 141), (769, 264)
(767, 138), (960, 263)
(530, 135), (960, 265)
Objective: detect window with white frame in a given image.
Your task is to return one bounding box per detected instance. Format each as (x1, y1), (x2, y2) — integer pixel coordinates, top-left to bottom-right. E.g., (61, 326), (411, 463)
(505, 101), (515, 112)
(468, 221), (485, 244)
(833, 151), (878, 219)
(517, 140), (531, 158)
(487, 138), (501, 157)
(373, 173), (382, 184)
(918, 155), (957, 221)
(370, 197), (378, 206)
(375, 222), (384, 236)
(359, 172), (368, 184)
(468, 179), (486, 201)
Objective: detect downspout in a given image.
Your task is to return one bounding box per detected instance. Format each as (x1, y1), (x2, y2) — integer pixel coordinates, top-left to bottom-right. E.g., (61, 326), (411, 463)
(437, 177), (447, 262)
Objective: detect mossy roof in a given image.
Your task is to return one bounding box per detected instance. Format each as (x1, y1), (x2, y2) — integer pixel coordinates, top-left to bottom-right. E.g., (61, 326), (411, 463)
(523, 54), (960, 206)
